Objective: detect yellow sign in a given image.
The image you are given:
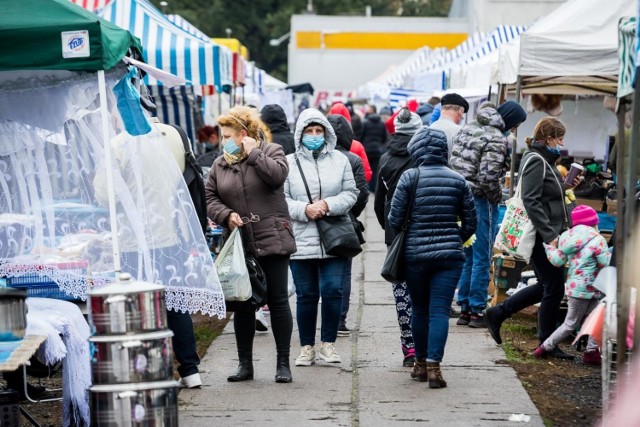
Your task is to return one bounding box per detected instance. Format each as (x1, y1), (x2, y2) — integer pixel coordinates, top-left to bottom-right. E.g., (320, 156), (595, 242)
(212, 38), (250, 59)
(296, 31), (467, 50)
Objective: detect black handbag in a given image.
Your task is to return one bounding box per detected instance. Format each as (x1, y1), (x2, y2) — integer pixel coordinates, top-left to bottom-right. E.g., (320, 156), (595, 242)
(295, 156), (363, 258)
(224, 231), (268, 312)
(381, 169), (420, 283)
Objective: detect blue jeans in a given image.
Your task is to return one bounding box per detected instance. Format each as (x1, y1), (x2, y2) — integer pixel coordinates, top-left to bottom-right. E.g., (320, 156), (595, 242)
(405, 260), (463, 362)
(457, 196), (499, 314)
(340, 259), (352, 324)
(291, 257), (348, 345)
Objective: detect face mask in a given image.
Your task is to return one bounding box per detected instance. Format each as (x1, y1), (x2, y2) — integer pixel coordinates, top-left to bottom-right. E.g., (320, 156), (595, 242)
(546, 146), (561, 155)
(223, 139), (241, 155)
(204, 143), (217, 150)
(302, 135), (325, 151)
(503, 130), (511, 137)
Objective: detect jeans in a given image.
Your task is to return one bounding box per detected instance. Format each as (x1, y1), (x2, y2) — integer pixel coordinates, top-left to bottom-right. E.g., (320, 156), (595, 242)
(405, 260), (463, 362)
(457, 196), (499, 313)
(500, 235), (565, 343)
(167, 310), (200, 377)
(291, 257), (348, 345)
(233, 255), (292, 358)
(392, 282), (414, 354)
(340, 259), (353, 324)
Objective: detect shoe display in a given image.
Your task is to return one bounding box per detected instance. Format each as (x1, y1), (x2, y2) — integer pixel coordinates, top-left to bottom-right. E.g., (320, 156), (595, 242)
(337, 322), (351, 336)
(582, 349), (602, 366)
(318, 342), (341, 363)
(548, 346), (575, 361)
(178, 373), (203, 388)
(255, 309), (269, 332)
(468, 313), (486, 328)
(456, 312), (470, 326)
(294, 345), (316, 366)
(484, 306), (505, 344)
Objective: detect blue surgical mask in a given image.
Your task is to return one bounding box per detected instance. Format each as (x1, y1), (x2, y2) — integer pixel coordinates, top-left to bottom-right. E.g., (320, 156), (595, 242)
(546, 146), (561, 155)
(302, 135), (325, 151)
(503, 130), (512, 137)
(223, 139), (241, 155)
(204, 142), (217, 151)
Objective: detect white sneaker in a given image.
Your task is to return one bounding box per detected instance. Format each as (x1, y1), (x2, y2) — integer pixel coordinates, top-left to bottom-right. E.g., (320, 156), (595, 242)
(178, 373), (202, 388)
(295, 345), (316, 366)
(255, 309), (269, 332)
(318, 342), (341, 363)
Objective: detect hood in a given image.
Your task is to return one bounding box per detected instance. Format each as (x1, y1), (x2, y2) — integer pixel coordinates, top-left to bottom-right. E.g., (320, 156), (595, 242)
(293, 108), (337, 152)
(261, 104), (290, 133)
(416, 103), (434, 117)
(560, 225), (601, 256)
(327, 114), (354, 151)
(386, 133), (412, 157)
(365, 113), (382, 123)
(328, 103), (352, 123)
(407, 127), (448, 166)
(476, 107), (505, 131)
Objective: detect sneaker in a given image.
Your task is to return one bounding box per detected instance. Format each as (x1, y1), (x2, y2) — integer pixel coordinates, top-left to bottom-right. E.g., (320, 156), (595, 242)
(468, 313), (486, 328)
(178, 373), (203, 389)
(548, 346), (575, 361)
(255, 309), (269, 332)
(532, 345), (549, 359)
(295, 345), (316, 366)
(318, 342), (341, 363)
(456, 312), (470, 326)
(337, 322), (351, 337)
(583, 349), (602, 366)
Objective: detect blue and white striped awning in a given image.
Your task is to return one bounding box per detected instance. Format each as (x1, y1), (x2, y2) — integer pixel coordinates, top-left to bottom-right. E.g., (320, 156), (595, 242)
(389, 88), (433, 111)
(166, 14), (210, 43)
(149, 85), (201, 149)
(99, 0), (231, 90)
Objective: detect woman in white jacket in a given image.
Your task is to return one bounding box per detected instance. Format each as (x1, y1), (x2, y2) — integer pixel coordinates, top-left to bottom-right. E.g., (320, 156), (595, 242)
(285, 109), (358, 367)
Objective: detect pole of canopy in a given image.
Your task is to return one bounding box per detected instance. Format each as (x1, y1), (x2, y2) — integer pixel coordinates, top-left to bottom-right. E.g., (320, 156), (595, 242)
(629, 66), (640, 359)
(97, 70), (121, 274)
(616, 101), (628, 373)
(509, 76), (523, 198)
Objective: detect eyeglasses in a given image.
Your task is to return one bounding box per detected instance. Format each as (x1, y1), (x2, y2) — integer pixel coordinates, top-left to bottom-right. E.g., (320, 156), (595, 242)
(241, 213), (260, 225)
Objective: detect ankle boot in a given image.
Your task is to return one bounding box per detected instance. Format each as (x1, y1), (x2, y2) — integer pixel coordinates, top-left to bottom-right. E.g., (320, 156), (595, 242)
(426, 362), (447, 389)
(227, 355), (254, 382)
(410, 359), (428, 382)
(275, 354), (292, 383)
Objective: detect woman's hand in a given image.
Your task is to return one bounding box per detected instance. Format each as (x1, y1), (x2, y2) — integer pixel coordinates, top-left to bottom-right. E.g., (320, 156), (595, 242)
(548, 238), (559, 248)
(305, 202), (326, 220)
(565, 175), (583, 189)
(227, 212), (244, 230)
(242, 136), (259, 155)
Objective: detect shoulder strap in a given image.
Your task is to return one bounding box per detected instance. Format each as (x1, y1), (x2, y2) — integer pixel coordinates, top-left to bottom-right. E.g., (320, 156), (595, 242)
(295, 155), (314, 204)
(402, 168), (421, 231)
(170, 124), (193, 156)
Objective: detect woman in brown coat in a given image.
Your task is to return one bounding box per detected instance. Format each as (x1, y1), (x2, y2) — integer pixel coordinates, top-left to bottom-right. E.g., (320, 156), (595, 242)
(205, 106), (296, 383)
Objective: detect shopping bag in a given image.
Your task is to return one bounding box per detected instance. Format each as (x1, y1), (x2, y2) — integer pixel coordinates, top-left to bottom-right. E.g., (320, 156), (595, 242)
(572, 302), (605, 347)
(494, 195), (537, 262)
(215, 228), (251, 302)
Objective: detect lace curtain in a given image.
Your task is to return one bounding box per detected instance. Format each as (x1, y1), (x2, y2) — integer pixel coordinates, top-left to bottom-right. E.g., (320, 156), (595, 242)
(0, 67), (225, 318)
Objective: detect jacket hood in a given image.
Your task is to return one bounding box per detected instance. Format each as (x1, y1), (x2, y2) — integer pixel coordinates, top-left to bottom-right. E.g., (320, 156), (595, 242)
(416, 103), (434, 117)
(365, 113), (382, 123)
(260, 104), (290, 133)
(407, 127), (448, 166)
(476, 107), (505, 131)
(293, 108), (337, 152)
(386, 132), (412, 156)
(559, 225), (600, 255)
(328, 103), (352, 123)
(327, 114), (354, 151)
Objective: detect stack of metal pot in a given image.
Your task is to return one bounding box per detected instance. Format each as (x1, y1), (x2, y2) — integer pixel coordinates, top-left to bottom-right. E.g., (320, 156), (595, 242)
(87, 273), (178, 426)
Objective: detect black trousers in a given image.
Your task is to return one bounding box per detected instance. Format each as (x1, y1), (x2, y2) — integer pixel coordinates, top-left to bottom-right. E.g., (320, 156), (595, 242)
(233, 254), (293, 358)
(500, 234), (566, 344)
(167, 309), (200, 377)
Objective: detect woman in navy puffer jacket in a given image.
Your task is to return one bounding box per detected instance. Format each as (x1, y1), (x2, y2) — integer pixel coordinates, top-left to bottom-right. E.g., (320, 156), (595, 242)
(388, 127), (476, 389)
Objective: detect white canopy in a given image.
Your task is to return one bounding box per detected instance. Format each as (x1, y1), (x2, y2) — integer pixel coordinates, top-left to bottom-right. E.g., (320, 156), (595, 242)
(519, 0), (635, 77)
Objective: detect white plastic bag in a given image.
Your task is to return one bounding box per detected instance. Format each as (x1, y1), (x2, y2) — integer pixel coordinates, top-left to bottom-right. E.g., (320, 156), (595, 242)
(287, 267), (296, 298)
(215, 228), (251, 301)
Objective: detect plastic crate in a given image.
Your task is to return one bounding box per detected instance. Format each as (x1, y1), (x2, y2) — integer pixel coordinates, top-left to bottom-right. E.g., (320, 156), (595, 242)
(1, 261), (87, 301)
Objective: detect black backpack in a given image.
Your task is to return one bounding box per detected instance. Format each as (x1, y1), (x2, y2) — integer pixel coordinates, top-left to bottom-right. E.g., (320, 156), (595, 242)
(170, 125), (208, 234)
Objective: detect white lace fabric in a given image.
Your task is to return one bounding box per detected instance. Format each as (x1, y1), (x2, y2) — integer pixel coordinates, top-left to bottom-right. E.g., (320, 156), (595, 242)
(0, 67), (225, 318)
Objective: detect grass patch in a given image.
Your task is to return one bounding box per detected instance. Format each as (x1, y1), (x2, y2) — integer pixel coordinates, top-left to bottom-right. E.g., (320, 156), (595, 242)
(501, 340), (531, 364)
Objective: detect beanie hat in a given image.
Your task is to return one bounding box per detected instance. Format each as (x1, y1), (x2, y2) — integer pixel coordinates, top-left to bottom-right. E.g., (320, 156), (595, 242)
(497, 100), (527, 132)
(571, 205), (599, 227)
(441, 93), (469, 113)
(394, 108), (423, 135)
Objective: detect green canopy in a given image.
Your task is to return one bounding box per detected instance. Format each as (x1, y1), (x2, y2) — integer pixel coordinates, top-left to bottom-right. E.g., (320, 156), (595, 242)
(0, 0), (142, 72)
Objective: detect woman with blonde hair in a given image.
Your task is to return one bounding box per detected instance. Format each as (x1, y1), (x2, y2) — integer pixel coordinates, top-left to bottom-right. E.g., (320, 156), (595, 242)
(206, 106), (297, 383)
(486, 117), (579, 359)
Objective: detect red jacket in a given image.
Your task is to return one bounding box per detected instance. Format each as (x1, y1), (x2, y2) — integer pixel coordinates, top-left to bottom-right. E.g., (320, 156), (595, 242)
(329, 103), (373, 182)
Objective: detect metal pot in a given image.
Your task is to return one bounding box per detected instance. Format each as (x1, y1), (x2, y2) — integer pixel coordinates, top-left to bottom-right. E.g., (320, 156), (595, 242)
(88, 274), (166, 335)
(0, 287), (27, 341)
(90, 380), (178, 426)
(89, 330), (173, 384)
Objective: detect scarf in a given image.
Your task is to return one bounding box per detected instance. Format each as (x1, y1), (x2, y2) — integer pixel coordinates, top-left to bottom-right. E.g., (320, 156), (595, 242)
(223, 149), (247, 165)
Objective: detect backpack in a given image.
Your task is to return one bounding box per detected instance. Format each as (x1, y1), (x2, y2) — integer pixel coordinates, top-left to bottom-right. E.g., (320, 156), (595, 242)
(170, 125), (208, 233)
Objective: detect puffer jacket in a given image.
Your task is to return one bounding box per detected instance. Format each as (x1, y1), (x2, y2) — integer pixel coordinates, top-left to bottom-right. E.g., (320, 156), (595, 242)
(388, 128), (477, 263)
(449, 107), (509, 204)
(374, 132), (413, 245)
(260, 104), (295, 155)
(327, 114), (369, 218)
(544, 224), (610, 299)
(285, 109), (358, 260)
(360, 114), (387, 156)
(205, 140), (296, 258)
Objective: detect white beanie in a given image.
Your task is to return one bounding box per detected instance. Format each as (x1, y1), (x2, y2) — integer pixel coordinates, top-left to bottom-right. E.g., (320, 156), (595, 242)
(394, 108), (423, 135)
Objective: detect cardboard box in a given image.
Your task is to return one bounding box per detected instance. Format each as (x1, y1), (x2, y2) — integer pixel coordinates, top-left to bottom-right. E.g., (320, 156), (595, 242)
(574, 197), (605, 212)
(493, 255), (529, 290)
(606, 198), (617, 216)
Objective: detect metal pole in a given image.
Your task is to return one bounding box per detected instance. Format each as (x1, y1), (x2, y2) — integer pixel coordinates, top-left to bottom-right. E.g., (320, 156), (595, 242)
(616, 101), (628, 372)
(630, 68), (640, 356)
(509, 76), (523, 197)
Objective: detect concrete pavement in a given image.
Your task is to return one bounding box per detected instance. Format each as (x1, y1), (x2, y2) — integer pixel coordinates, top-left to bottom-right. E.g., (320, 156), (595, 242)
(179, 201), (544, 426)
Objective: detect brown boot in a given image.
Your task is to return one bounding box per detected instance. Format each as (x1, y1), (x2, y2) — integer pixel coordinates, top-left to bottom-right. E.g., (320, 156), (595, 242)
(410, 359), (428, 382)
(426, 362), (447, 389)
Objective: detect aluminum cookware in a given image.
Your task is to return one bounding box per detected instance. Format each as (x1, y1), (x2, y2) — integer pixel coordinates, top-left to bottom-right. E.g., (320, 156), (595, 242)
(90, 380), (178, 426)
(87, 273), (166, 335)
(89, 330), (173, 384)
(0, 287), (27, 341)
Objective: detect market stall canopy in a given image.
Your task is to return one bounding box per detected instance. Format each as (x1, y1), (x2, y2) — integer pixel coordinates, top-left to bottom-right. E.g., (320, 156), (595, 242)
(618, 16), (637, 98)
(0, 0), (142, 72)
(515, 0), (635, 95)
(286, 83), (314, 94)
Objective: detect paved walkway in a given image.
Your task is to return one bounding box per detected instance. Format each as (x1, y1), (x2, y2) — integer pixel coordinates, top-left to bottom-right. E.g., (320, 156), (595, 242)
(179, 202), (544, 426)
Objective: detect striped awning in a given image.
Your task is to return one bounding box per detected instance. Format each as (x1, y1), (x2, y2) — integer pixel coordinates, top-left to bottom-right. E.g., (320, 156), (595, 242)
(98, 0), (231, 90)
(166, 14), (210, 42)
(618, 16), (637, 98)
(149, 85), (201, 149)
(69, 0), (110, 11)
